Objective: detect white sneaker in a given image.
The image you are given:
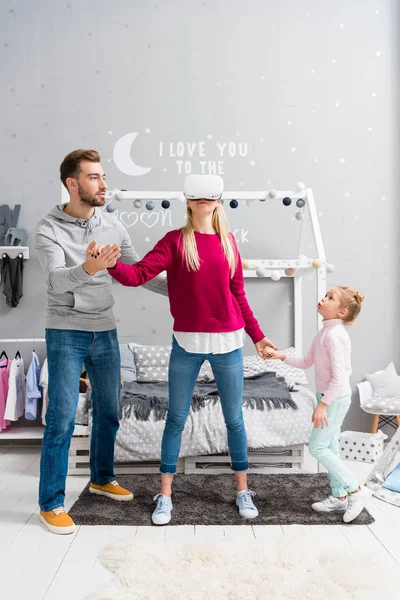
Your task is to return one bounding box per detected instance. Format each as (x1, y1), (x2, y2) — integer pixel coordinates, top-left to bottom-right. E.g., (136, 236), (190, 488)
(343, 486), (371, 523)
(236, 489), (259, 519)
(152, 493), (173, 525)
(312, 495), (348, 513)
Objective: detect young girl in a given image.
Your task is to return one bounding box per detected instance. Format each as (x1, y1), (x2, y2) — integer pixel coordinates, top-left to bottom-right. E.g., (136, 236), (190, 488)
(89, 175), (276, 525)
(265, 286), (369, 523)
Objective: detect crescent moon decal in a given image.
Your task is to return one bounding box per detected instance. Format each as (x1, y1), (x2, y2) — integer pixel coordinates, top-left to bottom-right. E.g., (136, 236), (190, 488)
(113, 132), (152, 176)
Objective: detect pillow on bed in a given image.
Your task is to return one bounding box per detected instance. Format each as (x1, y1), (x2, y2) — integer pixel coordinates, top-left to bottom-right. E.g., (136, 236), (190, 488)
(132, 343), (171, 381)
(132, 343), (213, 382)
(75, 392), (89, 425)
(120, 344), (137, 383)
(131, 343), (307, 386)
(243, 347), (308, 388)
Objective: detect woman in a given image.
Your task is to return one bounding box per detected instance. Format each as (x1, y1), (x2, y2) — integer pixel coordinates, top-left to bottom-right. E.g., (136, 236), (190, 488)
(90, 175), (276, 525)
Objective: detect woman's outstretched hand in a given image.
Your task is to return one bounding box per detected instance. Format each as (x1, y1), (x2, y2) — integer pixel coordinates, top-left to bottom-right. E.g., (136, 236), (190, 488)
(254, 337), (277, 359)
(83, 240), (121, 275)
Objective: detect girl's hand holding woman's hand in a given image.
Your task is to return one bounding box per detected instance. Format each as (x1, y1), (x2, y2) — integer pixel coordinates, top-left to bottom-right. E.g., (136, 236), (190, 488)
(254, 337), (277, 359)
(263, 348), (286, 361)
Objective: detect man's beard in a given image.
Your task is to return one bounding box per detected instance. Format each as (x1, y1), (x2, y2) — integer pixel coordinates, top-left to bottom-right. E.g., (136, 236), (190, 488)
(77, 183), (105, 207)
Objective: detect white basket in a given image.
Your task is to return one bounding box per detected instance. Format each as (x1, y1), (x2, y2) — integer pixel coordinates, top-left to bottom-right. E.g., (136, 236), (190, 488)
(339, 430), (387, 464)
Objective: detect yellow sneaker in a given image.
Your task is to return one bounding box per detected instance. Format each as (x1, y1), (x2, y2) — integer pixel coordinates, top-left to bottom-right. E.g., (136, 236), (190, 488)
(39, 507), (76, 535)
(89, 480), (134, 501)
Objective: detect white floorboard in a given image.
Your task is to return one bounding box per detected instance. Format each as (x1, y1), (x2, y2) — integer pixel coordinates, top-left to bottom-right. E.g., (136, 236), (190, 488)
(0, 445), (399, 599)
(223, 524), (255, 540)
(165, 524), (195, 542)
(194, 525), (225, 541)
(308, 523), (351, 548)
(136, 524), (165, 541)
(252, 524), (283, 542)
(44, 526), (136, 600)
(0, 444), (11, 457)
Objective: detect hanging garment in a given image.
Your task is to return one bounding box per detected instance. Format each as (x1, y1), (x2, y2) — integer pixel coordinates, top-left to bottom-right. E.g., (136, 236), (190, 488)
(1, 254), (24, 307)
(0, 358), (11, 431)
(40, 358), (48, 425)
(4, 356), (25, 421)
(25, 351), (41, 421)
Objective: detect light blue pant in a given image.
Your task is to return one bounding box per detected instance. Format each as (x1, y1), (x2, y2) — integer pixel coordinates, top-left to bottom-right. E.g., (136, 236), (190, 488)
(308, 393), (359, 498)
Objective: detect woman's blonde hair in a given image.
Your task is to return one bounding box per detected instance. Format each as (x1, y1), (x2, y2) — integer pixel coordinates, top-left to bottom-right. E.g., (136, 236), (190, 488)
(180, 203), (237, 277)
(337, 286), (364, 323)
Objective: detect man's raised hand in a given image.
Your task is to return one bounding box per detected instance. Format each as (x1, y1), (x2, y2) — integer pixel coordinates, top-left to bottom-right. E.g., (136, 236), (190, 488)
(83, 241), (121, 275)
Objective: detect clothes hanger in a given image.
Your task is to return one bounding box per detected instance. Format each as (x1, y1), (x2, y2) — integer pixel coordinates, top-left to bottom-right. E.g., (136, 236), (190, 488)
(15, 350), (21, 359)
(0, 350), (8, 367)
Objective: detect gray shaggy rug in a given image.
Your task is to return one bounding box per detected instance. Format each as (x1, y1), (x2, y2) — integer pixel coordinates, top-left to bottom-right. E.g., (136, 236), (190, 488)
(68, 473), (374, 526)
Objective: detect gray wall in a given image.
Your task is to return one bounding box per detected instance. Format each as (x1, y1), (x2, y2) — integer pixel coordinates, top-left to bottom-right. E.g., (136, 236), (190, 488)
(1, 0), (399, 432)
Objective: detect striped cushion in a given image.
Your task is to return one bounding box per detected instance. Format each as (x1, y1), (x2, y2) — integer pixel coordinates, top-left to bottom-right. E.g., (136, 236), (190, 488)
(243, 347), (308, 388)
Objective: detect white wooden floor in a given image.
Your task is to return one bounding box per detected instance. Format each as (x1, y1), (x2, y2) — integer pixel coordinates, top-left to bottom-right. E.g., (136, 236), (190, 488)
(0, 445), (399, 600)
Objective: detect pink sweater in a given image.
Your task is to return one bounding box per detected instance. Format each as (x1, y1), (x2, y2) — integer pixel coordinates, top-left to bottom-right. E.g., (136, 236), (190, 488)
(108, 229), (264, 344)
(284, 319), (352, 405)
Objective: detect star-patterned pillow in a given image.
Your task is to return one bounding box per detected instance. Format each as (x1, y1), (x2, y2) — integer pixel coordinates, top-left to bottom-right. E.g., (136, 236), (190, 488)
(131, 343), (213, 383)
(131, 344), (171, 382)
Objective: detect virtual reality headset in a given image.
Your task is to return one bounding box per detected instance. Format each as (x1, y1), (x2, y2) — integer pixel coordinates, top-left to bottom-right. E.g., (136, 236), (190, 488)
(183, 175), (224, 201)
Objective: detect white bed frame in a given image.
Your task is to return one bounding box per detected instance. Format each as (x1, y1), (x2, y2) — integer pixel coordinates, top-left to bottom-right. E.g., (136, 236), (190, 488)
(1, 186), (326, 474)
(68, 440), (305, 475)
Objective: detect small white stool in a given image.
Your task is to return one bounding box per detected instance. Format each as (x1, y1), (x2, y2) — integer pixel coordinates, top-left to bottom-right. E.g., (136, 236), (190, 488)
(357, 381), (400, 434)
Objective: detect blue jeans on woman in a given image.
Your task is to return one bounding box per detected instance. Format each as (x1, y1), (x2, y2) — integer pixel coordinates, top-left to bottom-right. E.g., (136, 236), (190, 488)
(39, 328), (121, 511)
(160, 336), (248, 474)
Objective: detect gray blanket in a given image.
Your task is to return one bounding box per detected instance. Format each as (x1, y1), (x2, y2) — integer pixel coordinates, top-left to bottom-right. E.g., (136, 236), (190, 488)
(119, 372), (298, 421)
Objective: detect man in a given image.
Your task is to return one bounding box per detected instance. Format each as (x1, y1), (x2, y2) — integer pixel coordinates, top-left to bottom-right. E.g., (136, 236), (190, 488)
(35, 149), (167, 534)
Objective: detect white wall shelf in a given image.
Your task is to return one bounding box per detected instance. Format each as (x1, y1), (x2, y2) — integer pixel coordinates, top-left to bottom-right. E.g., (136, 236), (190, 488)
(0, 246), (30, 259)
(243, 258), (319, 277)
(112, 190), (308, 201)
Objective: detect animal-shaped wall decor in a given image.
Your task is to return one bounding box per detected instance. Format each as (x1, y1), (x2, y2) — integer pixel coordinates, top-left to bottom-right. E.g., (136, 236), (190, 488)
(0, 204), (21, 244)
(5, 227), (28, 246)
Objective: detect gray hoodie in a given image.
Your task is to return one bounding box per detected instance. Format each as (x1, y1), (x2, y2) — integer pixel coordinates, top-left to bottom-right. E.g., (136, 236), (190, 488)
(35, 204), (168, 331)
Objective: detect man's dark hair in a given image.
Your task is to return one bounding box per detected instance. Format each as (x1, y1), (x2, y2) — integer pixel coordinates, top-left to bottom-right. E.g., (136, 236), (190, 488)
(60, 149), (101, 189)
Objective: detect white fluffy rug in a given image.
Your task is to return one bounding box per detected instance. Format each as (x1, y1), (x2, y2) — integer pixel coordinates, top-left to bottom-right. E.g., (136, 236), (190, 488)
(88, 532), (398, 600)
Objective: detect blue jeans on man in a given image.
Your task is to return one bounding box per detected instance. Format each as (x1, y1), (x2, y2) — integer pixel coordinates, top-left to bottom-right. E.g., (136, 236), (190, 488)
(39, 328), (120, 511)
